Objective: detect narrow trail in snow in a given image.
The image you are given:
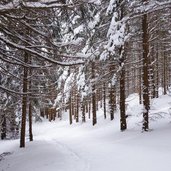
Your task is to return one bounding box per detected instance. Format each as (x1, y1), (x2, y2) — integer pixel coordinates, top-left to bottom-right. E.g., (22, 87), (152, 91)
(1, 95), (171, 171)
(50, 139), (90, 171)
(0, 140), (90, 171)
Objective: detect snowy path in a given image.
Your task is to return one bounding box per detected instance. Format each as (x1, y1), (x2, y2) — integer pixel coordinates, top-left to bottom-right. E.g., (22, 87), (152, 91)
(1, 94), (171, 171)
(50, 125), (171, 171)
(50, 139), (90, 171)
(0, 139), (89, 171)
(1, 120), (171, 171)
(0, 137), (92, 171)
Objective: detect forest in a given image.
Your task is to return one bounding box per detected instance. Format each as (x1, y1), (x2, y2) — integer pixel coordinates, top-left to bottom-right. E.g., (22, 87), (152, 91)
(0, 0), (171, 170)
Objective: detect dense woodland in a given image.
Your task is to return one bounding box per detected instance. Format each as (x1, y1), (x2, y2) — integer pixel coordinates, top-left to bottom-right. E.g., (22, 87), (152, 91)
(0, 0), (171, 148)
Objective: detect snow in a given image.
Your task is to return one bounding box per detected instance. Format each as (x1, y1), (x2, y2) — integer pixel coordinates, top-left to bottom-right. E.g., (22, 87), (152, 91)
(1, 94), (171, 171)
(0, 36), (84, 66)
(88, 13), (100, 30)
(86, 0), (101, 5)
(106, 0), (117, 15)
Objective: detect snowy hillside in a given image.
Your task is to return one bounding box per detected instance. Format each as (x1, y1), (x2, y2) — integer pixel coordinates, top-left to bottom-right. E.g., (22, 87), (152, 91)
(1, 94), (171, 171)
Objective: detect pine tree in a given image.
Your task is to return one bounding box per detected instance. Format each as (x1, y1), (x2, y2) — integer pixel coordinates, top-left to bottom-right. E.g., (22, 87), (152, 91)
(142, 0), (150, 131)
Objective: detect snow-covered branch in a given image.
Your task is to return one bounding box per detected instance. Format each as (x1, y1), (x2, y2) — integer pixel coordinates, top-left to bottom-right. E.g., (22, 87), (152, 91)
(0, 36), (84, 66)
(0, 85), (31, 96)
(129, 1), (171, 20)
(0, 1), (82, 14)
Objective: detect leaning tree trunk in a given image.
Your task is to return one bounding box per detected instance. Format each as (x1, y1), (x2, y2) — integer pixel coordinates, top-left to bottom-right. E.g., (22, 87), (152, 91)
(142, 1), (150, 131)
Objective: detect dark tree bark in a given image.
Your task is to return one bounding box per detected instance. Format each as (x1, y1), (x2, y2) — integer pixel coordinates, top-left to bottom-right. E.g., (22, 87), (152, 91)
(92, 61), (97, 126)
(69, 96), (72, 125)
(10, 114), (17, 139)
(118, 2), (127, 130)
(100, 88), (103, 108)
(81, 98), (86, 122)
(1, 113), (6, 140)
(28, 101), (33, 141)
(96, 89), (99, 111)
(142, 2), (150, 131)
(120, 65), (127, 131)
(20, 52), (29, 148)
(75, 93), (79, 122)
(109, 85), (115, 120)
(163, 49), (167, 95)
(88, 99), (91, 119)
(28, 58), (33, 141)
(85, 98), (88, 114)
(109, 60), (116, 121)
(155, 44), (159, 98)
(103, 83), (106, 119)
(139, 57), (142, 104)
(45, 107), (49, 119)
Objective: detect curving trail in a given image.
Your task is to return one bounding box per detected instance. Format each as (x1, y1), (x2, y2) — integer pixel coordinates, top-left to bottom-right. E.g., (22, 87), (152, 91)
(1, 94), (171, 171)
(0, 139), (90, 171)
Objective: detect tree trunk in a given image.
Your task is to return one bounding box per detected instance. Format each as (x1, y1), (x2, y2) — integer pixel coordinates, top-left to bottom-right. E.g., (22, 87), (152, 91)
(28, 58), (33, 141)
(85, 98), (88, 114)
(81, 99), (86, 122)
(120, 66), (127, 131)
(100, 88), (103, 108)
(155, 44), (159, 98)
(76, 93), (79, 122)
(109, 85), (115, 120)
(69, 96), (72, 125)
(1, 113), (6, 140)
(20, 52), (29, 148)
(92, 61), (97, 126)
(163, 49), (167, 95)
(28, 101), (33, 141)
(142, 4), (150, 131)
(103, 83), (106, 119)
(96, 89), (99, 111)
(88, 99), (91, 119)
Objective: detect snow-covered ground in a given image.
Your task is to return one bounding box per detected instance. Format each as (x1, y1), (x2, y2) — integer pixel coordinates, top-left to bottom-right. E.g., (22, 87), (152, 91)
(1, 93), (171, 171)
